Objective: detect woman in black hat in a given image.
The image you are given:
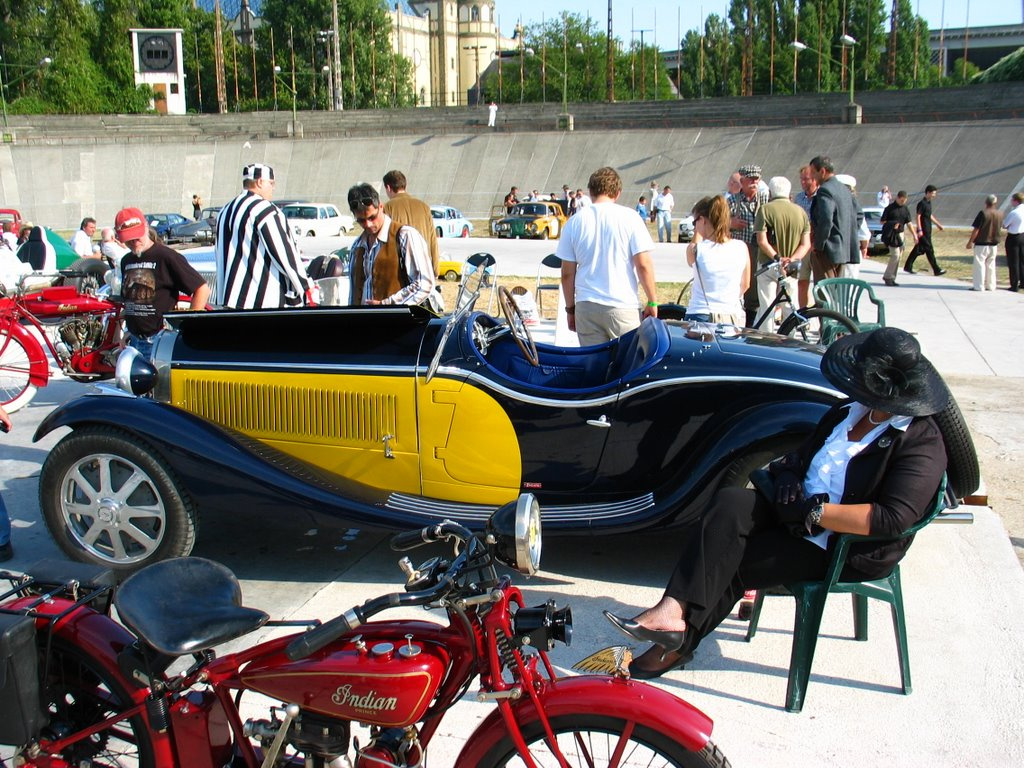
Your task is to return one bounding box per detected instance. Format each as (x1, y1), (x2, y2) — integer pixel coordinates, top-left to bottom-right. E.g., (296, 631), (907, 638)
(604, 327), (949, 679)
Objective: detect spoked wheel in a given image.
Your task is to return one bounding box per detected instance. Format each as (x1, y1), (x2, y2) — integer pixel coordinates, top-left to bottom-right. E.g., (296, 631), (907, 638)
(477, 714), (731, 767)
(498, 285), (539, 366)
(39, 640), (155, 767)
(0, 326), (39, 412)
(40, 427), (198, 571)
(778, 307), (858, 346)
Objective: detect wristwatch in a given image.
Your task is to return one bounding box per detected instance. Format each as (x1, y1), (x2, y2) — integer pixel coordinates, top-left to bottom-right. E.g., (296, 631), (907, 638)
(805, 502), (825, 534)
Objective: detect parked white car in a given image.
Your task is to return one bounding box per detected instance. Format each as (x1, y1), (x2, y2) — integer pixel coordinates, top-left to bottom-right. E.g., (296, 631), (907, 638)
(430, 205), (474, 238)
(676, 214), (696, 243)
(281, 203), (355, 238)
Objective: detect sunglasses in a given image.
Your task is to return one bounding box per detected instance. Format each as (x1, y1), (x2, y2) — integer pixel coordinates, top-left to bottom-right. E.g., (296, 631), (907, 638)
(349, 195), (377, 210)
(355, 208), (382, 225)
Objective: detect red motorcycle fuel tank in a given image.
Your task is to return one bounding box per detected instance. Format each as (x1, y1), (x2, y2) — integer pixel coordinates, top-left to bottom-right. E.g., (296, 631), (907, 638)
(25, 286), (114, 318)
(241, 634), (448, 728)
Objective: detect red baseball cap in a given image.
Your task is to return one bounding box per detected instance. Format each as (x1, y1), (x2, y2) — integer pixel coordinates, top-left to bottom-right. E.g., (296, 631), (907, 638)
(114, 207), (147, 242)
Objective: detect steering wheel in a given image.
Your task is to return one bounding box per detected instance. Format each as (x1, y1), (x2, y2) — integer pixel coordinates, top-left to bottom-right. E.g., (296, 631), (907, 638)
(498, 286), (540, 367)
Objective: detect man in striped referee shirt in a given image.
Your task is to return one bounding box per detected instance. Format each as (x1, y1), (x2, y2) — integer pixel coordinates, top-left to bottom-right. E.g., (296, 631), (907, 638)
(215, 163), (310, 309)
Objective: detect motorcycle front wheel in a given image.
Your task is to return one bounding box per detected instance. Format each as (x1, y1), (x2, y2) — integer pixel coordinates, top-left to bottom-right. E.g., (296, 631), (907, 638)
(37, 639), (155, 767)
(0, 326), (38, 412)
(477, 714), (731, 767)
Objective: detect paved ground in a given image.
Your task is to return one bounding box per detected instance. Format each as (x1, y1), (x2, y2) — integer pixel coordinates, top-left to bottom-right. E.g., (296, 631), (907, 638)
(2, 248), (1023, 766)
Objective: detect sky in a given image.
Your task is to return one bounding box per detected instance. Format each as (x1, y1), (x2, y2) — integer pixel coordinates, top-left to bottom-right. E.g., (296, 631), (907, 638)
(494, 2), (1022, 47)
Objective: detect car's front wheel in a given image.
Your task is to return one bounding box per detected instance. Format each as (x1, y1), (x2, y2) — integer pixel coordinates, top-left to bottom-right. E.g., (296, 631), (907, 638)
(40, 427), (198, 572)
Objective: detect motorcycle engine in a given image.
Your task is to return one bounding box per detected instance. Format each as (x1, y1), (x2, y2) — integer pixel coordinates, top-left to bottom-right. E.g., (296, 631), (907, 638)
(56, 317), (106, 360)
(288, 711), (350, 759)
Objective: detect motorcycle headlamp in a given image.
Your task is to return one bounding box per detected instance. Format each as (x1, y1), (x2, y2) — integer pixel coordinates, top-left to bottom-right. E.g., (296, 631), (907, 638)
(115, 346), (158, 396)
(486, 493), (541, 576)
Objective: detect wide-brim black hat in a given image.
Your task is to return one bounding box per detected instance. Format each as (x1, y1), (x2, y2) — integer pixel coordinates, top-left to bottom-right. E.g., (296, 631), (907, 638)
(820, 328), (949, 417)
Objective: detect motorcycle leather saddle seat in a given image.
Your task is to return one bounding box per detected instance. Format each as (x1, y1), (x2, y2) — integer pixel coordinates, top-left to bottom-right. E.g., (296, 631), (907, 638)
(114, 557), (269, 656)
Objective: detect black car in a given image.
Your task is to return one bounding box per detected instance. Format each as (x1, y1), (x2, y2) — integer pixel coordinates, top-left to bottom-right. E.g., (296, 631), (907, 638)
(168, 206), (221, 244)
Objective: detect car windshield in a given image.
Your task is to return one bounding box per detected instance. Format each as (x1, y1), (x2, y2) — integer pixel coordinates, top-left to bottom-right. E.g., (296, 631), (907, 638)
(513, 204), (546, 216)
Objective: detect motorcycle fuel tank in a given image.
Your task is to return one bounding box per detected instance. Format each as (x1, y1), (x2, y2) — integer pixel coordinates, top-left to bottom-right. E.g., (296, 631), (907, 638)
(25, 286), (114, 317)
(241, 635), (448, 728)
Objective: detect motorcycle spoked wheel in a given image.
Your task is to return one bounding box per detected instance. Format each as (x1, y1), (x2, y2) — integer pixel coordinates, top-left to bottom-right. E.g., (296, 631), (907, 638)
(37, 639), (156, 767)
(0, 326), (38, 413)
(476, 714), (731, 768)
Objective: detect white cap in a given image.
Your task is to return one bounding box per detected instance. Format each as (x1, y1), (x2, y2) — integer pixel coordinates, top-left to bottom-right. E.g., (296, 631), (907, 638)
(835, 174), (857, 190)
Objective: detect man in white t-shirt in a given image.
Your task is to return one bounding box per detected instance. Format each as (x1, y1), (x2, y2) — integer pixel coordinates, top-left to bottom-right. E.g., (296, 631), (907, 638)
(557, 166), (658, 345)
(653, 185), (675, 242)
(69, 217), (97, 258)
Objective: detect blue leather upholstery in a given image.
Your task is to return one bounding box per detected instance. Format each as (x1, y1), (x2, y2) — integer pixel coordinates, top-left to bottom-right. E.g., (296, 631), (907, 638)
(475, 316), (671, 393)
(606, 317), (671, 383)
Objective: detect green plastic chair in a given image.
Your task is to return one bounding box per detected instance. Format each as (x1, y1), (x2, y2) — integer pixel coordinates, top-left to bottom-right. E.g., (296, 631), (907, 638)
(744, 475), (948, 712)
(813, 277), (886, 345)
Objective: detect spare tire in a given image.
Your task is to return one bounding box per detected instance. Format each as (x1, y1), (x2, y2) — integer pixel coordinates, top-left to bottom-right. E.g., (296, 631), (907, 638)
(934, 392), (980, 500)
(63, 257), (111, 292)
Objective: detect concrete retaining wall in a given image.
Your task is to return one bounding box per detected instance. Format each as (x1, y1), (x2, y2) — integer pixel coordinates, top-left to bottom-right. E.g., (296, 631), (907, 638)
(3, 118), (1023, 229)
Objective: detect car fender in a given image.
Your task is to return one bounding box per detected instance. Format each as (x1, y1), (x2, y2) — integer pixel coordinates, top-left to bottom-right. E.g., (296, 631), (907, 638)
(1, 318), (50, 388)
(455, 675), (713, 764)
(33, 393), (424, 528)
(653, 397), (835, 525)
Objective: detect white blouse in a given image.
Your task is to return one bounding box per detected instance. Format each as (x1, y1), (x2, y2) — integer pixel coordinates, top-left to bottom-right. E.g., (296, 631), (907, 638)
(802, 402), (912, 549)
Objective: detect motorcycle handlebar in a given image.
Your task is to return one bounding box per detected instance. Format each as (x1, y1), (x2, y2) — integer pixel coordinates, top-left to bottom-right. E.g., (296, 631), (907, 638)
(285, 612), (355, 661)
(390, 520), (472, 551)
(285, 542), (475, 661)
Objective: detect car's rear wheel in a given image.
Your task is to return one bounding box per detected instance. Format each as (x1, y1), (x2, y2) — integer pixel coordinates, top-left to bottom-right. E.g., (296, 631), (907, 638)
(40, 427), (198, 572)
(460, 225), (470, 237)
(540, 229), (549, 240)
(718, 440), (802, 495)
(305, 230), (315, 237)
(444, 269), (459, 282)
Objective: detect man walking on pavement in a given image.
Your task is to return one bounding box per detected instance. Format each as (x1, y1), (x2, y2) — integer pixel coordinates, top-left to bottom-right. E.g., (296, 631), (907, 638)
(753, 177), (810, 332)
(558, 167), (658, 345)
(382, 169), (440, 279)
(880, 191), (916, 286)
(904, 185), (946, 276)
(966, 194), (1003, 292)
(729, 164), (769, 326)
(1003, 192), (1024, 292)
(216, 163), (310, 309)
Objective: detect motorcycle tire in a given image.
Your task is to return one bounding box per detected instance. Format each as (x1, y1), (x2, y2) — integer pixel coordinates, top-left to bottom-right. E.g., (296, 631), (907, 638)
(0, 326), (38, 412)
(40, 426), (198, 572)
(476, 714), (731, 767)
(37, 639), (156, 767)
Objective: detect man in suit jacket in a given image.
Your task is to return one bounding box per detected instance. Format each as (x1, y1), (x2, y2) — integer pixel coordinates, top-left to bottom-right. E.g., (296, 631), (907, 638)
(809, 155), (859, 283)
(382, 169), (440, 279)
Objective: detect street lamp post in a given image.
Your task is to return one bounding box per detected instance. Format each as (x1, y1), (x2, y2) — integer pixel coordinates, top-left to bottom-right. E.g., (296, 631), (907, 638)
(1, 55), (52, 141)
(791, 34), (860, 124)
(273, 65), (300, 138)
(524, 47), (576, 131)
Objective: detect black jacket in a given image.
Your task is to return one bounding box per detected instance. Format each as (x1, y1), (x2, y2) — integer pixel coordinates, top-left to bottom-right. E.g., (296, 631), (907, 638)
(791, 402), (947, 578)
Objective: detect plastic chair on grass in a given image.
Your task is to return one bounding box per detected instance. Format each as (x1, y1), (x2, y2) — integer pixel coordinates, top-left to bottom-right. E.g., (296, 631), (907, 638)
(535, 253), (562, 317)
(744, 475), (948, 713)
(813, 278), (886, 345)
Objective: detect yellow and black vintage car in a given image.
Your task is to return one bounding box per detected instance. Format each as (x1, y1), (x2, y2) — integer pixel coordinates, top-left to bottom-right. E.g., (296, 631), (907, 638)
(33, 266), (974, 571)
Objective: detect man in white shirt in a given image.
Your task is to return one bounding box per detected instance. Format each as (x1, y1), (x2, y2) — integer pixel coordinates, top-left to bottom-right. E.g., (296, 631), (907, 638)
(653, 185), (675, 242)
(557, 167), (658, 345)
(99, 227), (130, 270)
(1004, 192), (1024, 292)
(69, 217), (97, 258)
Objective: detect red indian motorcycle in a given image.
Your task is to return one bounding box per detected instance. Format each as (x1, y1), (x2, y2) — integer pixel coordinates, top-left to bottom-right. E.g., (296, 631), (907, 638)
(0, 274), (121, 413)
(0, 496), (730, 768)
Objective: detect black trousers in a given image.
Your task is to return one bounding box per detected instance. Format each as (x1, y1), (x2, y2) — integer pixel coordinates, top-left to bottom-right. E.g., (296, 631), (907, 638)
(904, 232), (940, 274)
(663, 488), (868, 658)
(1006, 233), (1024, 290)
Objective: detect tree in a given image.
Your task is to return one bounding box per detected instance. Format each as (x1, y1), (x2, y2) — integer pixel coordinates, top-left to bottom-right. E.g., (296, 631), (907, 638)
(258, 0), (414, 111)
(482, 13), (672, 105)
